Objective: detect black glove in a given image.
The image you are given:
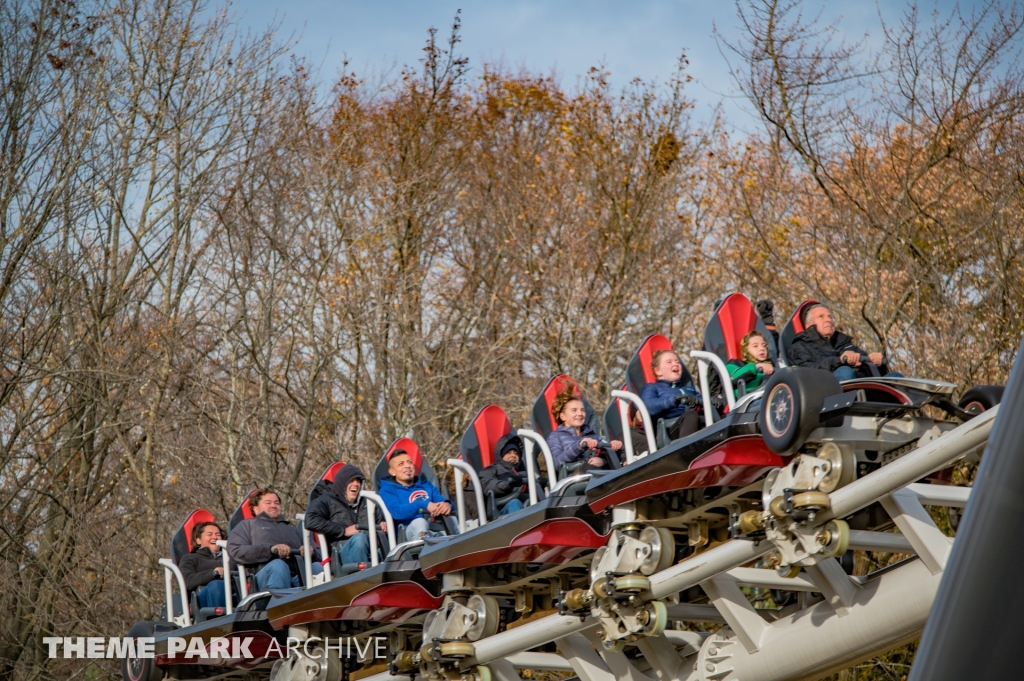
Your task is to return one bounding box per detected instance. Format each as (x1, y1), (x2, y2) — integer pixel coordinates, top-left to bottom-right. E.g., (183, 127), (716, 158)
(710, 395), (725, 409)
(674, 393), (699, 408)
(496, 481), (513, 495)
(510, 474), (525, 486)
(536, 476), (549, 488)
(756, 299), (776, 327)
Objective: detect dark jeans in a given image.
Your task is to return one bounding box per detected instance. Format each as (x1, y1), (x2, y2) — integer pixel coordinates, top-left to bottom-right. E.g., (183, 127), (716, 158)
(196, 579), (226, 608)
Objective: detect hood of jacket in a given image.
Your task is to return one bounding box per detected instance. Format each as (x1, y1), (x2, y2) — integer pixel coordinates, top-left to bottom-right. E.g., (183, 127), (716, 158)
(331, 464), (366, 504)
(492, 432), (524, 464)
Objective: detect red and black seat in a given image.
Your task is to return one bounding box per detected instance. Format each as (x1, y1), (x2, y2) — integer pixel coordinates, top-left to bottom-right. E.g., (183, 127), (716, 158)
(779, 299), (820, 367)
(459, 405), (532, 520)
(703, 293), (779, 397)
(531, 374), (620, 477)
(625, 334), (699, 449)
(371, 438), (458, 540)
(168, 509), (231, 623)
(306, 462), (380, 576)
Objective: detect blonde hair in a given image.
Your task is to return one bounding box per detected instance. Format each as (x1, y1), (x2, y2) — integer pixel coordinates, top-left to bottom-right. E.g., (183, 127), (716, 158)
(741, 330), (766, 364)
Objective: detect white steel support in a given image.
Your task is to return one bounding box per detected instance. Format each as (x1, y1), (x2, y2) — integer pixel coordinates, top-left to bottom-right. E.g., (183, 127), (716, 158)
(557, 632), (622, 681)
(666, 603), (727, 623)
(848, 530), (915, 554)
(636, 634), (694, 681)
(907, 483), (971, 507)
(580, 627), (655, 681)
(487, 659), (523, 681)
(881, 488), (953, 574)
(803, 558), (858, 616)
(701, 575), (767, 653)
(504, 652), (574, 671)
(697, 556), (944, 681)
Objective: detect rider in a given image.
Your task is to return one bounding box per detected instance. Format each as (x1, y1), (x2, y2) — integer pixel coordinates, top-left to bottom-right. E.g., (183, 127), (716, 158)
(546, 382), (623, 470)
(304, 465), (384, 566)
(478, 434), (529, 516)
(726, 330), (776, 395)
(179, 522), (231, 609)
(378, 450), (453, 542)
(639, 350), (701, 440)
(226, 488), (321, 590)
(787, 304), (897, 381)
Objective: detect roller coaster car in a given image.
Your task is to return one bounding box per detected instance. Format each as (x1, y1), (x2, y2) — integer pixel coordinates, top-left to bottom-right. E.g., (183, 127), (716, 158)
(122, 502), (287, 681)
(586, 294), (1002, 545)
(417, 403), (611, 585)
(265, 453), (444, 633)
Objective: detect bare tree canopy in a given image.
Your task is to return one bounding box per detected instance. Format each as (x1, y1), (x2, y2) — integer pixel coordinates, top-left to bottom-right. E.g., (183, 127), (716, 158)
(1, 0), (1022, 678)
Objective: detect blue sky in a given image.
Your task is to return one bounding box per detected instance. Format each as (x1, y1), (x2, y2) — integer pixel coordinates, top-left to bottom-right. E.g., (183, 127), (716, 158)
(230, 0), (962, 130)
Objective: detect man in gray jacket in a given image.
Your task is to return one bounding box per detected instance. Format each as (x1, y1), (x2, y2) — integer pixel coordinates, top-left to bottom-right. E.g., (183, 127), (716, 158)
(226, 488), (321, 590)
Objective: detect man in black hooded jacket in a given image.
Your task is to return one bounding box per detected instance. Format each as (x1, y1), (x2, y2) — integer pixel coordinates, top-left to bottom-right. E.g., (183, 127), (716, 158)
(476, 434), (537, 517)
(304, 465), (383, 566)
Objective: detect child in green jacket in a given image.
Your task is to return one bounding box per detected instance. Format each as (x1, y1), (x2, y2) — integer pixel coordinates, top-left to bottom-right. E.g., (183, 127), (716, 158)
(726, 331), (776, 396)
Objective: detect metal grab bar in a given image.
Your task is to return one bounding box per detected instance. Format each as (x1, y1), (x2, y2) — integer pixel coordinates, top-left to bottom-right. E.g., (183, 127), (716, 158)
(517, 429), (557, 488)
(360, 490), (397, 565)
(447, 459), (487, 532)
(214, 540), (233, 614)
(610, 390), (657, 463)
(690, 350), (737, 425)
(158, 558), (192, 627)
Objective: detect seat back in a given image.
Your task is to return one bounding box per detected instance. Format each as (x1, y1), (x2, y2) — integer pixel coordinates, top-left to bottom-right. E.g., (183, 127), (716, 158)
(460, 405), (513, 471)
(227, 491), (258, 533)
(530, 374), (599, 438)
(704, 293), (779, 364)
(779, 299), (820, 365)
(626, 334), (693, 394)
(171, 509), (217, 565)
(308, 462), (346, 507)
(372, 437), (445, 495)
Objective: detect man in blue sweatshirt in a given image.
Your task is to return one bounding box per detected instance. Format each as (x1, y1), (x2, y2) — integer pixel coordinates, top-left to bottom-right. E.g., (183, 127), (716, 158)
(378, 450), (453, 541)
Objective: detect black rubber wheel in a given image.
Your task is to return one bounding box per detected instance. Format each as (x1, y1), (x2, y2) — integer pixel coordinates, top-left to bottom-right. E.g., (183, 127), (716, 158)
(122, 621), (165, 681)
(758, 368), (843, 455)
(958, 385), (1004, 415)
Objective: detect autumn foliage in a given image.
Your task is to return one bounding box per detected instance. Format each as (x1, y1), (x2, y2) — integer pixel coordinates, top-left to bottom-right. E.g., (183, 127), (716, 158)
(1, 0), (1023, 679)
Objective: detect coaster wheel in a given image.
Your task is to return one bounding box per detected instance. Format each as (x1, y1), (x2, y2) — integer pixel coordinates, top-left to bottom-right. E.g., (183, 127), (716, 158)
(641, 601), (668, 637)
(466, 594), (500, 641)
(122, 621), (165, 681)
(758, 368), (842, 455)
(958, 385), (1004, 415)
(817, 442), (856, 493)
(638, 527), (675, 576)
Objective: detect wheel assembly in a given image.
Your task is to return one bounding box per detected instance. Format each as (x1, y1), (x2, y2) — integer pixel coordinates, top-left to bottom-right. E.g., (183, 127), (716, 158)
(638, 527), (675, 575)
(818, 519), (850, 558)
(439, 641), (474, 659)
(613, 574), (651, 593)
(641, 601), (668, 637)
(792, 491), (830, 512)
(817, 442), (856, 492)
(466, 594), (500, 641)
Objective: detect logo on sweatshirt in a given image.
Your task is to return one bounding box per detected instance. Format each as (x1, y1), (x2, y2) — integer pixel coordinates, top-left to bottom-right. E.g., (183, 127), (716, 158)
(408, 490), (429, 504)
